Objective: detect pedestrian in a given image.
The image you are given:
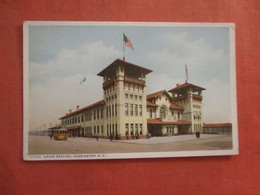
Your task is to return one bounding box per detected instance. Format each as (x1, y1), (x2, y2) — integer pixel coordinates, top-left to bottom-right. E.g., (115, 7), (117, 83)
(96, 136), (99, 141)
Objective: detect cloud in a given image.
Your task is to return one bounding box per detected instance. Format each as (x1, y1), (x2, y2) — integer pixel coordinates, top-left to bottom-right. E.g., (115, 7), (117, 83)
(146, 32), (229, 84)
(203, 79), (231, 123)
(28, 30), (233, 129)
(29, 41), (121, 85)
(146, 73), (180, 94)
(145, 32), (231, 123)
(29, 41), (120, 130)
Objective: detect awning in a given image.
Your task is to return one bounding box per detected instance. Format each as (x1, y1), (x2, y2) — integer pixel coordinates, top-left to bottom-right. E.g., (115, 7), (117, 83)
(147, 119), (191, 125)
(66, 126), (81, 130)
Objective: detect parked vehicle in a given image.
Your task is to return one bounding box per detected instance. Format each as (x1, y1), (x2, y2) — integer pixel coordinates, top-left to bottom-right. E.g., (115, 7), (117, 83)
(52, 129), (68, 140)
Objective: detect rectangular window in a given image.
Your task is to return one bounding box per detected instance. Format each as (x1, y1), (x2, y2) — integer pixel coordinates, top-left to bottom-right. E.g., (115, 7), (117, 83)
(135, 104), (138, 116)
(125, 93), (128, 99)
(87, 112), (91, 121)
(139, 105), (142, 116)
(101, 108), (103, 119)
(115, 104), (117, 115)
(130, 94), (133, 99)
(78, 116), (80, 123)
(106, 106), (108, 117)
(139, 96), (142, 101)
(130, 124), (133, 135)
(97, 109), (99, 119)
(112, 124), (114, 135)
(130, 104), (133, 116)
(140, 124), (143, 135)
(178, 112), (180, 120)
(135, 124), (138, 134)
(125, 124), (129, 135)
(112, 104), (114, 116)
(109, 105), (111, 117)
(115, 94), (117, 99)
(150, 109), (153, 118)
(94, 126), (96, 134)
(94, 110), (96, 120)
(135, 95), (138, 100)
(125, 103), (129, 115)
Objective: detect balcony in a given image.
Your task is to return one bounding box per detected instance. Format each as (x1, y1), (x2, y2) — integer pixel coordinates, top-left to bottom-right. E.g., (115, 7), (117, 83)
(192, 94), (203, 100)
(103, 77), (117, 89)
(124, 76), (145, 86)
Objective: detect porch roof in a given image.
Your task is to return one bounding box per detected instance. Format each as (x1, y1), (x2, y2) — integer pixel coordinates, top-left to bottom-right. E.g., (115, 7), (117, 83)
(66, 126), (81, 130)
(147, 119), (191, 125)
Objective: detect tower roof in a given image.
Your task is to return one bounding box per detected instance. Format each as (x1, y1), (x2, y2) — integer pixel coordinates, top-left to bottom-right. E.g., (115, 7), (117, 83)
(168, 82), (205, 93)
(97, 58), (152, 77)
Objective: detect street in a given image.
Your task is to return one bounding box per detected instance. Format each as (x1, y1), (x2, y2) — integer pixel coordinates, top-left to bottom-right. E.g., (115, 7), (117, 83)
(28, 134), (233, 155)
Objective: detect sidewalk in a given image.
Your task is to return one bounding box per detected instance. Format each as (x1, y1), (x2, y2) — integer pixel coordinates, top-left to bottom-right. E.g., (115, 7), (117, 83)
(82, 134), (230, 145)
(116, 134), (229, 145)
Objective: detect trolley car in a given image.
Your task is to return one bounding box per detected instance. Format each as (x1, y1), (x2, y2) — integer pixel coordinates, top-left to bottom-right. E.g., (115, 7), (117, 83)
(52, 128), (68, 140)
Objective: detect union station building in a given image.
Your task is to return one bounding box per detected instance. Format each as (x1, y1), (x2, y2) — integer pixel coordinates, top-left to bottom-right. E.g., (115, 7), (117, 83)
(59, 59), (205, 139)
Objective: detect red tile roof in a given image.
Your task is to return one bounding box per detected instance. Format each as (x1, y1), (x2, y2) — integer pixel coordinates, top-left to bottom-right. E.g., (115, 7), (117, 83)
(170, 103), (184, 110)
(203, 123), (232, 128)
(146, 101), (158, 107)
(147, 90), (167, 100)
(97, 58), (152, 77)
(177, 120), (192, 125)
(168, 82), (205, 93)
(147, 118), (191, 125)
(59, 100), (105, 119)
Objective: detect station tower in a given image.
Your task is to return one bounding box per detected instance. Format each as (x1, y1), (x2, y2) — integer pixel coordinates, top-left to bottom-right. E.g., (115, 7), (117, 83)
(97, 59), (152, 139)
(168, 83), (206, 134)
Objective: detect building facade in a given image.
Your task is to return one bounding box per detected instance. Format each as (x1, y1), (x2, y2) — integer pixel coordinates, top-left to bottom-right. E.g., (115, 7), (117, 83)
(59, 59), (206, 139)
(203, 123), (232, 135)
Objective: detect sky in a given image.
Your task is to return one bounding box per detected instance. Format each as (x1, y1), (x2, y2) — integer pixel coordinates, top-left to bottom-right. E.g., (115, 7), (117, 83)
(27, 22), (234, 130)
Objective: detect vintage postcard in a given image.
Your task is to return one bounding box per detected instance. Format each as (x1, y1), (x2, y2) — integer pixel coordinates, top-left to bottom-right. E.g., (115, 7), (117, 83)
(23, 21), (238, 160)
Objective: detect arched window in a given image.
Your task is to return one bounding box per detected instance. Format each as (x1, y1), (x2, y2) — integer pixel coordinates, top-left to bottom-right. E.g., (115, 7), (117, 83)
(160, 107), (166, 119)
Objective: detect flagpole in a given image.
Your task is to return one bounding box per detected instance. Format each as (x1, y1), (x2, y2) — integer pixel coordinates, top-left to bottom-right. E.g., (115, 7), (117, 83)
(123, 33), (125, 61)
(185, 64), (187, 83)
(185, 64), (188, 83)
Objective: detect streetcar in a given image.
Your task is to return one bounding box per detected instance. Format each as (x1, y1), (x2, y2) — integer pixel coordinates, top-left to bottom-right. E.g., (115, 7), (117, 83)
(52, 128), (68, 140)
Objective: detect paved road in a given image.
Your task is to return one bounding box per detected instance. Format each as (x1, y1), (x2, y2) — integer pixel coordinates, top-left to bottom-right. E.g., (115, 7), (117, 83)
(28, 134), (233, 155)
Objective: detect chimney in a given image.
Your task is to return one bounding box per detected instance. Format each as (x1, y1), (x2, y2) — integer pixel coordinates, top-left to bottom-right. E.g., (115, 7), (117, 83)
(77, 105), (79, 110)
(69, 109), (72, 114)
(176, 83), (180, 87)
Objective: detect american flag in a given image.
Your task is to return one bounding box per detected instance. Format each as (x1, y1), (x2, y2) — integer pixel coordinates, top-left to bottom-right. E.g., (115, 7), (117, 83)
(123, 34), (134, 50)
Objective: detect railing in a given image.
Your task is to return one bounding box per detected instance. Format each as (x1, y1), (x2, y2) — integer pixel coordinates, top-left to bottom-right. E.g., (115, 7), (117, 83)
(192, 94), (202, 100)
(103, 77), (117, 88)
(124, 76), (145, 85)
(173, 94), (202, 101)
